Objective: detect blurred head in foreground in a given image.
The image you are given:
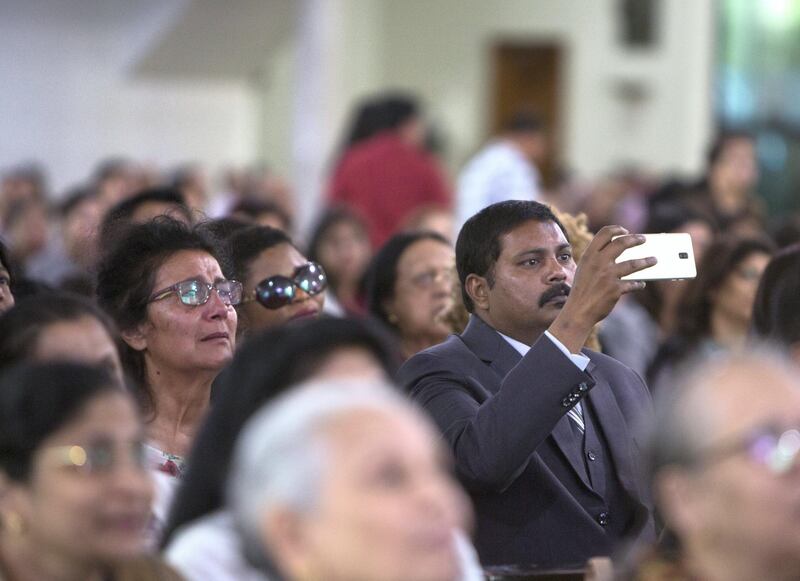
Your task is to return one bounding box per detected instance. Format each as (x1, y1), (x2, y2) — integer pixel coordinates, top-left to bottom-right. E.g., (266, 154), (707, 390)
(642, 349), (800, 581)
(0, 363), (154, 578)
(229, 379), (470, 581)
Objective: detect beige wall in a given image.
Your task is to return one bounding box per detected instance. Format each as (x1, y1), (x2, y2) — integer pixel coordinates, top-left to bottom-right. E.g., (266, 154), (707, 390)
(381, 0), (714, 178)
(257, 0), (715, 221)
(258, 40), (296, 176)
(258, 0), (388, 178)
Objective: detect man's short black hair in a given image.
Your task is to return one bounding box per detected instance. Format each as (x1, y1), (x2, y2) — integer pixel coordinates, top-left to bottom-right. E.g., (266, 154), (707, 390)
(456, 201), (566, 312)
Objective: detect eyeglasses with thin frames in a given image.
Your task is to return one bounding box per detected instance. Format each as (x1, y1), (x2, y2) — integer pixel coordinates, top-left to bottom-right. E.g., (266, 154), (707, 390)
(44, 438), (148, 476)
(699, 424), (800, 475)
(149, 278), (243, 307)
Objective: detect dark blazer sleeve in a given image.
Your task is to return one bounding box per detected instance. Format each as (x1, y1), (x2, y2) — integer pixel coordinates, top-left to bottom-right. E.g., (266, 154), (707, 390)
(399, 334), (598, 493)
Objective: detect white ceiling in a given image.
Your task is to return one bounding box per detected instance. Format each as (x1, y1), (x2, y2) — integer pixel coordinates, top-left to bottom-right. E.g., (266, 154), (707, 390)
(133, 0), (296, 80)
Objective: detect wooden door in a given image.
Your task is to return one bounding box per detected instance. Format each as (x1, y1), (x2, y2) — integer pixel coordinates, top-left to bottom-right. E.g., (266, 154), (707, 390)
(492, 43), (563, 188)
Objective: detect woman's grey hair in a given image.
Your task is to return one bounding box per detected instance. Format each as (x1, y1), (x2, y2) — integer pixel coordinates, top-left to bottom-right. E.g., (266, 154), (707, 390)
(644, 345), (800, 484)
(227, 378), (419, 568)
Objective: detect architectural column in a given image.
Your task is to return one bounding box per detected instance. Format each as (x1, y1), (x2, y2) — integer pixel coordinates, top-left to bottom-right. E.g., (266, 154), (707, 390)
(291, 0), (344, 237)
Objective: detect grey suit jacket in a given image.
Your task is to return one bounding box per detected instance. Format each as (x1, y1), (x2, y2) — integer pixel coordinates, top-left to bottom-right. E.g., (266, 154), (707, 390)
(398, 315), (655, 567)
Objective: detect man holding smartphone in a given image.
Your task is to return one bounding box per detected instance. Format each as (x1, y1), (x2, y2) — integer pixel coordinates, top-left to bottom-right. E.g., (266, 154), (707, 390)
(398, 200), (657, 568)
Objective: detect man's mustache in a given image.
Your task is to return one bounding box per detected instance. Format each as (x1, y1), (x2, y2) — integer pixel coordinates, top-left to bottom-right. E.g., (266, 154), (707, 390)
(539, 283), (571, 307)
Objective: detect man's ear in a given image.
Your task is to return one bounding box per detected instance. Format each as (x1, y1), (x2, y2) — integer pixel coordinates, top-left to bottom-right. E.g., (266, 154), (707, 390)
(465, 273), (490, 311)
(260, 506), (314, 580)
(0, 471), (31, 531)
(655, 468), (705, 538)
(120, 324), (148, 352)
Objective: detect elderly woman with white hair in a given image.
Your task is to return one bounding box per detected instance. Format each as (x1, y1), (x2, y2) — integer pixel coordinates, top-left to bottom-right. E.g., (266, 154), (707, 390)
(228, 379), (477, 581)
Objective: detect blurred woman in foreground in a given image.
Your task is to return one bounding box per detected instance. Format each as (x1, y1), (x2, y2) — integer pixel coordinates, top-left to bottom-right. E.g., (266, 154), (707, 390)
(229, 379), (473, 581)
(0, 362), (181, 580)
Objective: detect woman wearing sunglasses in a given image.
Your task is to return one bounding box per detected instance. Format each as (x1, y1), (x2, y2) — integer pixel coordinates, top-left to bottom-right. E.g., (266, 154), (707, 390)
(97, 217), (239, 539)
(0, 362), (182, 580)
(228, 226), (327, 336)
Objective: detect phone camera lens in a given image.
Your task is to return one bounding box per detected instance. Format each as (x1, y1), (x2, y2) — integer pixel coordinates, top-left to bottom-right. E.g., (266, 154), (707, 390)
(678, 252), (688, 259)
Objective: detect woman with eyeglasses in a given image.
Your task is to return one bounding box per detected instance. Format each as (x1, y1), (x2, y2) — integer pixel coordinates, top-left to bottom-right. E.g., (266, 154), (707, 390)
(228, 225), (327, 336)
(366, 231), (455, 360)
(0, 362), (182, 580)
(97, 216), (240, 540)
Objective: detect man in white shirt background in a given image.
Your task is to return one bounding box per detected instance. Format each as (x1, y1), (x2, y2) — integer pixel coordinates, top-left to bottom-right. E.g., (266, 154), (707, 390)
(457, 112), (547, 228)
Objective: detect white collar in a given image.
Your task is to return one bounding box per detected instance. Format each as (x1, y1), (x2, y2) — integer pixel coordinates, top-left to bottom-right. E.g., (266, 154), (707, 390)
(497, 331), (530, 356)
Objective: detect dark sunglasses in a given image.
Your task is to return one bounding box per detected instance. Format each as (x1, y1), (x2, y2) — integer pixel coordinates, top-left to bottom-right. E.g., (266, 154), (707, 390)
(149, 278), (243, 307)
(246, 262), (327, 310)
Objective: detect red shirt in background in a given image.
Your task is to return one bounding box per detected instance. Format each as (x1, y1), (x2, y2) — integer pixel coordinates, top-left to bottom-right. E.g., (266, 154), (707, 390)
(328, 132), (451, 249)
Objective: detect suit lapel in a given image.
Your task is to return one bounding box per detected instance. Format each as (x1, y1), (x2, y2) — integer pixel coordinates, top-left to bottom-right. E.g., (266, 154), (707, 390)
(460, 315), (522, 383)
(584, 359), (639, 496)
(462, 316), (596, 490)
(551, 414), (593, 490)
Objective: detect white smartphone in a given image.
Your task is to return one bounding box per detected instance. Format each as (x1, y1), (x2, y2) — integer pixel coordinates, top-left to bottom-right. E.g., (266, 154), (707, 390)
(614, 233), (697, 281)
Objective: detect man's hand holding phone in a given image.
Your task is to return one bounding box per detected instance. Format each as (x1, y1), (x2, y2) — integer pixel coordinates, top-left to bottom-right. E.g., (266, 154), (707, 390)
(614, 232), (697, 281)
(549, 225), (656, 353)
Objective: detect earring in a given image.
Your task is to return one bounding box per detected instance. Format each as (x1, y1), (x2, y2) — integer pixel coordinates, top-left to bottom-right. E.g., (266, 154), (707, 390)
(3, 511), (26, 537)
(296, 561), (319, 581)
(387, 313), (399, 324)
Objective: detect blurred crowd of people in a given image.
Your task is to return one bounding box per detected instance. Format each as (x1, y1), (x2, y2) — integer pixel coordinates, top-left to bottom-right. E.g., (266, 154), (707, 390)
(1, 90), (800, 581)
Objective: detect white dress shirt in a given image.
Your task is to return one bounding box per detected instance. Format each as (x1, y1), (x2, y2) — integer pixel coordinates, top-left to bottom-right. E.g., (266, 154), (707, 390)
(498, 330), (590, 372)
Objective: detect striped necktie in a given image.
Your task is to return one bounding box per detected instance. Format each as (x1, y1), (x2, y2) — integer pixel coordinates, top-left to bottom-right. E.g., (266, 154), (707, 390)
(567, 401), (585, 435)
